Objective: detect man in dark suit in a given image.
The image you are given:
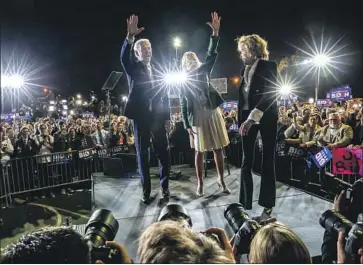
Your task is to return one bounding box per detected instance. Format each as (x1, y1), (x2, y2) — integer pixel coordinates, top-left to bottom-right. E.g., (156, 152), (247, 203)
(120, 14), (170, 203)
(237, 34), (278, 216)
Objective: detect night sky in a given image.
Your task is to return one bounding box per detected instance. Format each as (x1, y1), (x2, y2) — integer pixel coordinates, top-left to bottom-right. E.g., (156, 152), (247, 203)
(2, 0), (363, 105)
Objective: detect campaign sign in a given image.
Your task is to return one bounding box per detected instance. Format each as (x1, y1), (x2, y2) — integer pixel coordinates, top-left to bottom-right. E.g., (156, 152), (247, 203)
(82, 112), (94, 118)
(316, 99), (332, 108)
(311, 147), (333, 168)
(221, 101), (238, 112)
(1, 113), (14, 122)
(332, 148), (363, 177)
(326, 86), (352, 102)
(285, 146), (305, 160)
(111, 144), (129, 155)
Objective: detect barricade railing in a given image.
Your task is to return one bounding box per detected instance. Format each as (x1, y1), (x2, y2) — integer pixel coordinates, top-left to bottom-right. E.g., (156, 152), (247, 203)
(272, 141), (363, 199)
(1, 150), (96, 206)
(0, 144), (138, 207)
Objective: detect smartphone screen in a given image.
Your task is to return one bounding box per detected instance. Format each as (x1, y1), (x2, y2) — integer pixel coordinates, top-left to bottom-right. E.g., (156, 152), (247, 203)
(346, 189), (352, 201)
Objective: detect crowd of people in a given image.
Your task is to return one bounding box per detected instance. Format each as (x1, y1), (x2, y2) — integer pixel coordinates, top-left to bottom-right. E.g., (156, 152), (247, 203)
(276, 100), (363, 150)
(0, 114), (135, 202)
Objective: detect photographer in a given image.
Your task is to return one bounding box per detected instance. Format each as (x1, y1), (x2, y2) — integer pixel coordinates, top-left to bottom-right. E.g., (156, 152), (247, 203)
(137, 220), (235, 263)
(247, 222), (311, 263)
(321, 180), (363, 264)
(230, 218), (311, 263)
(0, 226), (132, 264)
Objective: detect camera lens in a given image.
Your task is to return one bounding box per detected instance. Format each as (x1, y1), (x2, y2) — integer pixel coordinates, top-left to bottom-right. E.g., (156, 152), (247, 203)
(224, 203), (250, 233)
(84, 209), (119, 247)
(319, 209), (352, 234)
(158, 204), (192, 228)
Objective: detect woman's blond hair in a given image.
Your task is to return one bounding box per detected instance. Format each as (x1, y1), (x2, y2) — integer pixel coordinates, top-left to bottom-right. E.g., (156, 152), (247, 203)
(249, 223), (311, 264)
(137, 220), (234, 264)
(237, 34), (269, 60)
(181, 51), (201, 71)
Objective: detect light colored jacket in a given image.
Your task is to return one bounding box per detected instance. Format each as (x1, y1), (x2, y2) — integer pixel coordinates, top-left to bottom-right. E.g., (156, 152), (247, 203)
(316, 123), (353, 147)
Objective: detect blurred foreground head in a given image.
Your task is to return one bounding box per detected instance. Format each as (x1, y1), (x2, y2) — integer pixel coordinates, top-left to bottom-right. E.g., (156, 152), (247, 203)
(0, 226), (90, 264)
(137, 220), (234, 263)
(249, 223), (311, 264)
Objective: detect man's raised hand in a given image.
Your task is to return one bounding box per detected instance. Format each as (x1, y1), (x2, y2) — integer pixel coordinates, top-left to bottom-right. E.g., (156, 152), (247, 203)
(206, 11), (221, 36)
(126, 14), (145, 38)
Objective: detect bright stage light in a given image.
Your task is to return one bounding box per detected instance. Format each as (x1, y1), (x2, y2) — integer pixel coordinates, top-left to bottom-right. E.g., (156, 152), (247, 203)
(63, 105), (68, 110)
(77, 94), (82, 99)
(62, 110), (67, 116)
(164, 72), (187, 85)
(76, 99), (82, 105)
(313, 54), (330, 67)
(61, 99), (67, 103)
(173, 37), (182, 48)
(280, 84), (292, 95)
(308, 98), (314, 104)
(1, 75), (24, 88)
(49, 100), (55, 105)
(122, 95), (128, 102)
(49, 106), (55, 111)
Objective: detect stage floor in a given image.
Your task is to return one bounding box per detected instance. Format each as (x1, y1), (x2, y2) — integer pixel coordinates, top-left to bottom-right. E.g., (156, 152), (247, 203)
(1, 164), (332, 260)
(93, 164), (332, 260)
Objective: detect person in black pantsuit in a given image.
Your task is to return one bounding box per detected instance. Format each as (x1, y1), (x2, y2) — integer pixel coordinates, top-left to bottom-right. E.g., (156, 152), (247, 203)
(236, 34), (278, 216)
(120, 14), (170, 203)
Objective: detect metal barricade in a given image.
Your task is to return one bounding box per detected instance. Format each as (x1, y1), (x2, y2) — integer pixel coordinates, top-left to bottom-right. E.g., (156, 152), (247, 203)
(272, 143), (363, 199)
(1, 150), (96, 207)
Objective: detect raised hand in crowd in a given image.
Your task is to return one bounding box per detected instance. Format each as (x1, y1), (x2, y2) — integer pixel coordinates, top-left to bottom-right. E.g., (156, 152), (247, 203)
(202, 227), (235, 262)
(94, 241), (133, 264)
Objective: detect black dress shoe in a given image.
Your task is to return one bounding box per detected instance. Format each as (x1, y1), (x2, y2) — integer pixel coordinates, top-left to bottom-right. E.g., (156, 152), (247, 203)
(141, 195), (150, 203)
(162, 189), (170, 198)
(262, 207), (273, 217)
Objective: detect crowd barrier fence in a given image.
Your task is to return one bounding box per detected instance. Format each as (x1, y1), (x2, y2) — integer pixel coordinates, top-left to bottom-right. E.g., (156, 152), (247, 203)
(0, 144), (195, 207)
(2, 138), (359, 207)
(257, 139), (362, 199)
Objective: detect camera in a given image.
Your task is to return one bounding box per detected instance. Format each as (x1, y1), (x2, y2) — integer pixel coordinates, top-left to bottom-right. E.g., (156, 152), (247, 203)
(158, 204), (222, 247)
(71, 209), (121, 264)
(320, 210), (363, 257)
(224, 203), (262, 255)
(158, 204), (193, 228)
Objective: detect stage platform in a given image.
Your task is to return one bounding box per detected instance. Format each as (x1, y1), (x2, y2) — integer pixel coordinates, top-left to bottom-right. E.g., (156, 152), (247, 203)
(1, 165), (332, 261)
(93, 164), (332, 260)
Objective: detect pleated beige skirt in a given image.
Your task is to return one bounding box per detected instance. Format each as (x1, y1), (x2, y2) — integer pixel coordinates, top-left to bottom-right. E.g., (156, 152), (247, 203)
(190, 107), (229, 152)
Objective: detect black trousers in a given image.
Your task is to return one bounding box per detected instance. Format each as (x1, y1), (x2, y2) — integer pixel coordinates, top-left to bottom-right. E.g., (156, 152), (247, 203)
(132, 119), (169, 197)
(239, 112), (277, 209)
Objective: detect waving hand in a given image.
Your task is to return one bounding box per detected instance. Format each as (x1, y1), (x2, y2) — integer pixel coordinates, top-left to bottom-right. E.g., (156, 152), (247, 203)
(206, 12), (221, 36)
(126, 14), (145, 38)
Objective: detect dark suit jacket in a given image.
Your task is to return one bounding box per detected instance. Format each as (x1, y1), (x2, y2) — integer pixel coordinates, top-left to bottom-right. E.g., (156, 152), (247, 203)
(13, 138), (38, 158)
(120, 39), (170, 124)
(237, 60), (278, 126)
(179, 36), (224, 129)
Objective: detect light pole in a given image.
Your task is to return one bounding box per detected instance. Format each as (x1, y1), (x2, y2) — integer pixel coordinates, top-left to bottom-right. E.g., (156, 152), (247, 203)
(173, 37), (182, 61)
(312, 54), (330, 102)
